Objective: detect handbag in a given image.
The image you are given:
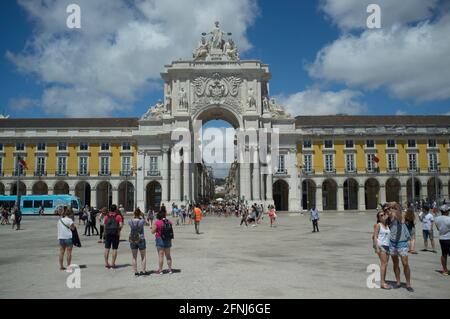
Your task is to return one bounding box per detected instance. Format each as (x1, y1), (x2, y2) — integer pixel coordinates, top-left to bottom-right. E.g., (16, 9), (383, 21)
(60, 219), (82, 248)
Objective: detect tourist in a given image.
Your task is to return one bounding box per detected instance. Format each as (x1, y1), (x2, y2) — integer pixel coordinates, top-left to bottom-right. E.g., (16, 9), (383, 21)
(151, 209), (174, 275)
(13, 205), (22, 231)
(387, 202), (413, 292)
(98, 207), (107, 243)
(188, 204), (194, 225)
(147, 208), (155, 226)
(104, 204), (124, 269)
(174, 205), (180, 226)
(90, 207), (99, 236)
(405, 208), (417, 254)
(194, 204), (202, 234)
(434, 205), (450, 276)
(268, 205), (277, 227)
(181, 206), (187, 225)
(373, 210), (391, 289)
(129, 208), (147, 276)
(240, 206), (249, 227)
(1, 206), (9, 225)
(57, 208), (76, 271)
(419, 204), (437, 253)
(84, 205), (92, 236)
(119, 204), (126, 217)
(310, 206), (319, 233)
(38, 205), (45, 215)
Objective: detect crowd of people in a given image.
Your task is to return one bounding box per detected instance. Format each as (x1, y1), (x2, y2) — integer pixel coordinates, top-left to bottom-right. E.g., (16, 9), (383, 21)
(373, 202), (450, 291)
(0, 205), (22, 230)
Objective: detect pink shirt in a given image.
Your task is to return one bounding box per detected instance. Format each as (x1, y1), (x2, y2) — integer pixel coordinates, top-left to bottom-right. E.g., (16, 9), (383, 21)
(154, 219), (172, 239)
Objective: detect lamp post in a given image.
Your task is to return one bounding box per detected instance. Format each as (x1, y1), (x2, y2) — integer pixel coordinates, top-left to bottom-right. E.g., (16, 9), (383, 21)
(435, 162), (441, 203)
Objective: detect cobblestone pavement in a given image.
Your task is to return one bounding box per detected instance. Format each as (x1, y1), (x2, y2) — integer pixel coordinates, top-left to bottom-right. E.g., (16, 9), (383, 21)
(0, 212), (448, 298)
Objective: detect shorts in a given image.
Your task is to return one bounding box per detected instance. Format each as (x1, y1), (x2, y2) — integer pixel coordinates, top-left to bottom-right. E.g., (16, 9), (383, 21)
(423, 230), (434, 241)
(155, 237), (172, 249)
(105, 234), (120, 250)
(439, 239), (450, 257)
(59, 238), (73, 247)
(389, 241), (409, 257)
(407, 226), (416, 237)
(130, 239), (146, 250)
(375, 245), (390, 254)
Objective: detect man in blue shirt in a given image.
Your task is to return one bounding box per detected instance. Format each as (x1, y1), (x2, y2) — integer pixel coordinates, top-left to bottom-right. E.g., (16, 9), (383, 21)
(310, 206), (319, 232)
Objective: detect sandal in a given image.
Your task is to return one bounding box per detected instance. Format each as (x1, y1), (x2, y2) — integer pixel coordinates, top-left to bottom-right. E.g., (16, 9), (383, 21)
(380, 284), (392, 290)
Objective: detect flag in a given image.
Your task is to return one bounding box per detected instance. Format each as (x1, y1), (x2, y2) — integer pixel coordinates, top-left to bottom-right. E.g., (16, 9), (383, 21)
(372, 155), (380, 163)
(18, 156), (27, 170)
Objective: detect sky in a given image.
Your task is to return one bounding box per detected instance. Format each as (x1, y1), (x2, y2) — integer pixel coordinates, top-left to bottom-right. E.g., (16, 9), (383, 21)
(1, 0), (450, 177)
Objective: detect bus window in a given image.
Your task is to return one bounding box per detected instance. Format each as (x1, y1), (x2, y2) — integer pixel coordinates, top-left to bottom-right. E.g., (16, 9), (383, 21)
(43, 200), (53, 208)
(71, 200), (79, 209)
(23, 200), (33, 208)
(34, 200), (43, 208)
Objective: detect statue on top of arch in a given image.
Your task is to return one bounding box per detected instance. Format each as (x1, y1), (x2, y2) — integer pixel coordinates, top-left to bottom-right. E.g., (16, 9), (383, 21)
(193, 21), (239, 61)
(141, 100), (168, 120)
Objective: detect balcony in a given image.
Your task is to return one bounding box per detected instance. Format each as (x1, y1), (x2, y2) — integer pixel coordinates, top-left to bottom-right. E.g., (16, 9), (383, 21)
(55, 171), (68, 176)
(366, 167), (380, 173)
(387, 168), (399, 174)
(147, 170), (161, 177)
(345, 169), (357, 174)
(275, 168), (288, 175)
(34, 171), (47, 176)
(120, 170), (133, 177)
(99, 171), (111, 176)
(428, 167), (441, 173)
(13, 171), (26, 177)
(323, 169), (336, 174)
(302, 169), (315, 175)
(77, 171), (90, 176)
(407, 168), (420, 173)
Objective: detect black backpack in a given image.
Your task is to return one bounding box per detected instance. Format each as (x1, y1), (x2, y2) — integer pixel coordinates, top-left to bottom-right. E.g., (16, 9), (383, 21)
(160, 219), (174, 240)
(105, 213), (119, 236)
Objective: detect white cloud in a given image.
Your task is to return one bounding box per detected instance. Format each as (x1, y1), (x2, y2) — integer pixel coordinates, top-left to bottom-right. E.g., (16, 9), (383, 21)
(395, 110), (407, 116)
(8, 97), (39, 112)
(320, 0), (439, 31)
(7, 0), (258, 117)
(277, 89), (366, 116)
(308, 13), (450, 103)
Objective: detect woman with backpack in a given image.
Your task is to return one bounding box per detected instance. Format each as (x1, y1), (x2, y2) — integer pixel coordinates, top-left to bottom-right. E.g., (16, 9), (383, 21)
(151, 209), (174, 275)
(129, 208), (147, 276)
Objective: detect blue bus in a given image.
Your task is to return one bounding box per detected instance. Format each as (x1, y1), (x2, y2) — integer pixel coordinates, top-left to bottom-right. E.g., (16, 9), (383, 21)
(0, 195), (81, 215)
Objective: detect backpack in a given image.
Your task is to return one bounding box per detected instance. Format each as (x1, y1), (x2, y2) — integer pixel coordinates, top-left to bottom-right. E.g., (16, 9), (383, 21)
(105, 213), (119, 236)
(160, 219), (174, 241)
(129, 219), (141, 244)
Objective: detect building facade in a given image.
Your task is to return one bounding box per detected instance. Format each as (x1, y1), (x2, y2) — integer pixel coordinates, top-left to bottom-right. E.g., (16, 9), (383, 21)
(0, 23), (449, 212)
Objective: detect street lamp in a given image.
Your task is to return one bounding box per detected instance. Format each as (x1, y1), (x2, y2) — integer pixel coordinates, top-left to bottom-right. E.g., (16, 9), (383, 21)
(435, 162), (441, 203)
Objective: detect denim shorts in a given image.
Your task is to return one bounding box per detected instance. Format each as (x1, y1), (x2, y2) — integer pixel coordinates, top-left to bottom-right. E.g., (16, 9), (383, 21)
(423, 230), (434, 241)
(130, 239), (146, 250)
(375, 245), (390, 254)
(59, 238), (73, 247)
(155, 237), (172, 249)
(390, 241), (409, 257)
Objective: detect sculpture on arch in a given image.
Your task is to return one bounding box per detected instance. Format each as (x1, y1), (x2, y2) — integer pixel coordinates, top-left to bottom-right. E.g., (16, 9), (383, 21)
(179, 87), (188, 110)
(247, 88), (256, 109)
(193, 36), (210, 60)
(141, 100), (167, 119)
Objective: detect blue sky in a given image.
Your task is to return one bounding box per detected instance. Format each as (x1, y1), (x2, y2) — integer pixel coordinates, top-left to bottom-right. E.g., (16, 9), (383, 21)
(1, 0), (449, 119)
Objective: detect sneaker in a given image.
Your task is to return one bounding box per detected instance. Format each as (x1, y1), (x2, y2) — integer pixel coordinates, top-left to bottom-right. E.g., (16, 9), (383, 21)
(168, 269), (173, 274)
(406, 287), (414, 292)
(134, 272), (140, 277)
(139, 271), (145, 276)
(442, 271), (449, 276)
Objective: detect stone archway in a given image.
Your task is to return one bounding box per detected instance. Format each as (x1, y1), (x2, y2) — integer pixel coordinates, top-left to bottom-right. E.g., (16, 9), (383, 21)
(406, 178), (421, 203)
(273, 180), (289, 211)
(365, 178), (380, 209)
(146, 181), (162, 212)
(386, 178), (401, 203)
(54, 181), (69, 195)
(75, 182), (91, 207)
(322, 179), (337, 210)
(97, 181), (112, 210)
(302, 179), (316, 210)
(343, 178), (358, 210)
(427, 177), (443, 202)
(118, 181), (134, 212)
(32, 181), (48, 195)
(11, 182), (26, 196)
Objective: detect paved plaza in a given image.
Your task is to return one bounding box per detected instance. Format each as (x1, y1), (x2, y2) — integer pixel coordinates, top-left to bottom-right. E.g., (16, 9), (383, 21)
(0, 212), (448, 299)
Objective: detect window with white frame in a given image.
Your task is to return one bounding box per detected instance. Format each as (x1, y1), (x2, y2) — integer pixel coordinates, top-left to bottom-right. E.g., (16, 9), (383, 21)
(408, 153), (417, 171)
(37, 143), (46, 151)
(367, 154), (375, 171)
(277, 155), (286, 173)
(388, 153), (397, 171)
(325, 154), (334, 172)
(57, 157), (67, 175)
(407, 139), (416, 148)
(428, 153), (438, 171)
(36, 156), (45, 174)
(58, 142), (67, 151)
(149, 156), (159, 174)
(428, 139), (437, 148)
(303, 140), (312, 149)
(303, 154), (312, 173)
(79, 156), (88, 175)
(101, 143), (110, 151)
(346, 153), (355, 172)
(16, 143), (25, 151)
(122, 142), (131, 151)
(100, 156), (109, 174)
(324, 140), (333, 149)
(345, 140), (354, 148)
(366, 140), (375, 148)
(79, 142), (88, 151)
(387, 139), (396, 148)
(122, 156), (131, 174)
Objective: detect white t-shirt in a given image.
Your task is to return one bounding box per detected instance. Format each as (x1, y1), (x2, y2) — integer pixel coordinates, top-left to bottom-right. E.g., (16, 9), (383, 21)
(58, 217), (74, 240)
(435, 216), (450, 240)
(421, 212), (434, 231)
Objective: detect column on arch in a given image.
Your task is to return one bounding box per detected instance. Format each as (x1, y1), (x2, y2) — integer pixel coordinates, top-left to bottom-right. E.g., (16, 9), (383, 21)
(316, 180), (323, 211)
(337, 184), (344, 211)
(358, 184), (366, 211)
(170, 147), (181, 202)
(252, 148), (261, 201)
(161, 148), (169, 202)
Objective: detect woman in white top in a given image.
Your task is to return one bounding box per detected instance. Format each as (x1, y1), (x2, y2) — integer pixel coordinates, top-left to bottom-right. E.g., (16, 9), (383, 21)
(373, 210), (391, 289)
(57, 209), (76, 271)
